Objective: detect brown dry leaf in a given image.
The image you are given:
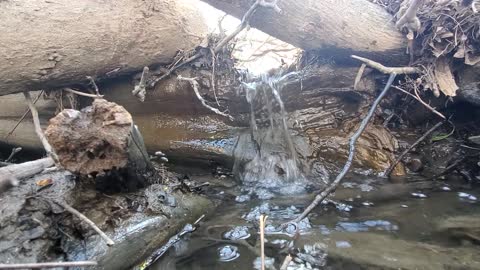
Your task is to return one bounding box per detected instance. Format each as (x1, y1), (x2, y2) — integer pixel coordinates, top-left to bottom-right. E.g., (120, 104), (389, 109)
(465, 52), (480, 66)
(36, 178), (53, 187)
(434, 56), (459, 97)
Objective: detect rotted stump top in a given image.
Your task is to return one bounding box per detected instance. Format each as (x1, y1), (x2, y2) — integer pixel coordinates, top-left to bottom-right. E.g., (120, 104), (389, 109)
(45, 99), (134, 175)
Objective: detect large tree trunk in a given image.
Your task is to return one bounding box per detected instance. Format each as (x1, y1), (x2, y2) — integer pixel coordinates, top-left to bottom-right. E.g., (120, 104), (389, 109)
(0, 0), (206, 97)
(201, 0), (408, 64)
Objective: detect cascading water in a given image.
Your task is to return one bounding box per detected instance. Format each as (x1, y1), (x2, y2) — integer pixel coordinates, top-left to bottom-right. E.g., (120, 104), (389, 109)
(233, 71), (308, 198)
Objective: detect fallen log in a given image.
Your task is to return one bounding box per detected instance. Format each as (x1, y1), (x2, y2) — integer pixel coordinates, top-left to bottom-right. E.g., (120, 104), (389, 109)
(201, 0), (408, 64)
(44, 99), (154, 188)
(0, 0), (207, 97)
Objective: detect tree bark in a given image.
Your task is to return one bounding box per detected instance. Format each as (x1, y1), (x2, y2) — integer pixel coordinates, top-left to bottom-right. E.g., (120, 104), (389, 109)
(0, 0), (206, 97)
(201, 0), (408, 64)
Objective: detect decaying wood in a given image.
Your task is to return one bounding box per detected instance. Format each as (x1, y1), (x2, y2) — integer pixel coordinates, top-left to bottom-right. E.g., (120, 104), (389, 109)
(201, 0), (408, 64)
(44, 99), (153, 185)
(0, 0), (207, 97)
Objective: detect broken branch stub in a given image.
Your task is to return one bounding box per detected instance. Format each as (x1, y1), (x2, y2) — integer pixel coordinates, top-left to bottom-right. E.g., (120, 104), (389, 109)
(44, 99), (153, 184)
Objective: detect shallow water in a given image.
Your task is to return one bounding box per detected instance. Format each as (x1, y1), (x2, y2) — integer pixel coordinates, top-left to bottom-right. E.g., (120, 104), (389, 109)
(149, 175), (480, 270)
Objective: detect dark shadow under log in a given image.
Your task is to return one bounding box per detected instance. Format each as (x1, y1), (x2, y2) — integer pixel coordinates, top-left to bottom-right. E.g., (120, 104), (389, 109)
(44, 99), (155, 190)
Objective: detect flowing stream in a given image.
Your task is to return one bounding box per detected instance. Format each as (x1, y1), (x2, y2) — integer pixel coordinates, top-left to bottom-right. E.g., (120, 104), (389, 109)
(144, 72), (480, 269)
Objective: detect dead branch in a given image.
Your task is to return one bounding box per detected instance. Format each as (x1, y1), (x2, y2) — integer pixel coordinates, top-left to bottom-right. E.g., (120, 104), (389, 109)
(86, 76), (101, 96)
(210, 48), (220, 106)
(64, 88), (104, 99)
(0, 157), (54, 180)
(291, 73), (397, 223)
(53, 200), (115, 246)
(4, 91), (44, 141)
(0, 261), (97, 269)
(177, 76), (234, 121)
(353, 63), (367, 90)
(351, 55), (420, 74)
(384, 121), (444, 177)
(392, 85), (446, 119)
(23, 91), (58, 162)
(5, 147), (22, 162)
(396, 0), (422, 31)
(150, 0), (281, 87)
(132, 67), (150, 102)
(280, 254), (293, 270)
(259, 215), (267, 270)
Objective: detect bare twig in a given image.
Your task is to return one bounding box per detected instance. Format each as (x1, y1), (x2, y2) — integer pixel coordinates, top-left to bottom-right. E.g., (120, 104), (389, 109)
(64, 88), (104, 99)
(384, 121), (444, 177)
(23, 91), (58, 162)
(259, 215), (268, 270)
(351, 55), (420, 74)
(5, 147), (22, 162)
(291, 73), (397, 223)
(392, 85), (446, 119)
(86, 76), (101, 96)
(150, 0), (281, 87)
(280, 254), (292, 270)
(177, 76), (234, 121)
(53, 200), (115, 246)
(132, 66), (150, 102)
(0, 261), (97, 269)
(353, 63), (367, 90)
(210, 48), (220, 106)
(5, 91), (44, 141)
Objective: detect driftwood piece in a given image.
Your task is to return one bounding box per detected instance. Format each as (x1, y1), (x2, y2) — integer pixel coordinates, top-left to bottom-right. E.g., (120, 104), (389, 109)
(0, 157), (54, 180)
(0, 0), (207, 97)
(44, 99), (153, 185)
(201, 0), (408, 64)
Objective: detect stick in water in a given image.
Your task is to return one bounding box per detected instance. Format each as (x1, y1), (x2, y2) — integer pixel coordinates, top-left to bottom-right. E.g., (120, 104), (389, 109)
(292, 73), (397, 223)
(259, 215), (268, 270)
(384, 121), (444, 177)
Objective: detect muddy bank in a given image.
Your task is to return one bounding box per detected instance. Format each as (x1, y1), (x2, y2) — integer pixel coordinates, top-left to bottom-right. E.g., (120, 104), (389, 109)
(0, 166), (214, 269)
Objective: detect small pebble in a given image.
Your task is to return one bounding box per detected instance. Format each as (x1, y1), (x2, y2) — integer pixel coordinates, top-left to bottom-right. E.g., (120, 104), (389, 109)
(362, 201), (374, 206)
(401, 204), (408, 208)
(440, 186), (451, 191)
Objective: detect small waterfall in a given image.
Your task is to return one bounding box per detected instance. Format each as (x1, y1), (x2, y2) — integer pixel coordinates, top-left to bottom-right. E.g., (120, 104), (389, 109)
(234, 71), (307, 197)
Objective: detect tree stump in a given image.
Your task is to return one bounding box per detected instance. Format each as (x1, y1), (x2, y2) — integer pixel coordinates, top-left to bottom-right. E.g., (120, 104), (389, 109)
(45, 99), (155, 191)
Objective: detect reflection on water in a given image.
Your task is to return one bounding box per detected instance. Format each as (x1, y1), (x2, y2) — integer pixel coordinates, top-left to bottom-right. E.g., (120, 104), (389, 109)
(150, 176), (480, 270)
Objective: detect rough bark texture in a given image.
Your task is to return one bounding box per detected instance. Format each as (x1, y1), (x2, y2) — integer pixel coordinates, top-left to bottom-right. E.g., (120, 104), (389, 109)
(201, 0), (408, 64)
(44, 99), (152, 182)
(0, 0), (207, 96)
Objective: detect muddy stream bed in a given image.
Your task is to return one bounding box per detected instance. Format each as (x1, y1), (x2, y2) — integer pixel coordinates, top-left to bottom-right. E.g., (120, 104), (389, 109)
(140, 167), (480, 270)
